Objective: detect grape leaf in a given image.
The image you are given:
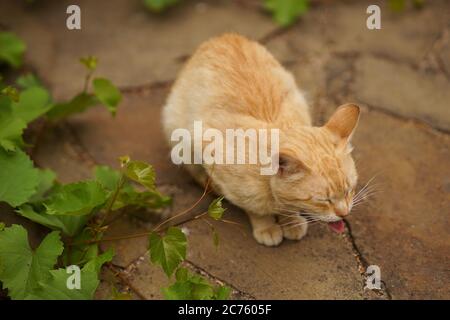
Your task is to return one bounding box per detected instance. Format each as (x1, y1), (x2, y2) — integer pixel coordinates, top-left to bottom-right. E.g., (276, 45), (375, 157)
(0, 149), (39, 206)
(1, 86), (20, 102)
(46, 92), (97, 120)
(92, 78), (121, 116)
(215, 285), (231, 300)
(11, 86), (52, 123)
(28, 260), (100, 300)
(16, 73), (43, 90)
(79, 56), (98, 71)
(27, 168), (57, 203)
(264, 0), (309, 27)
(149, 227), (186, 277)
(17, 205), (88, 237)
(95, 165), (171, 211)
(0, 32), (26, 68)
(143, 0), (180, 13)
(0, 99), (26, 151)
(208, 196), (226, 220)
(162, 267), (220, 300)
(124, 160), (155, 191)
(94, 165), (122, 191)
(0, 225), (63, 299)
(43, 181), (108, 216)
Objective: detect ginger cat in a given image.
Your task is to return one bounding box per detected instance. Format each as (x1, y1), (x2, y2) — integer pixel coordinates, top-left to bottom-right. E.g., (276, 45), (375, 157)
(162, 33), (360, 246)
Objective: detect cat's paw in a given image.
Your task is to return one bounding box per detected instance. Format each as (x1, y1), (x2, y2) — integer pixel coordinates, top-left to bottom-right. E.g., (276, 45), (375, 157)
(253, 224), (283, 246)
(281, 216), (308, 241)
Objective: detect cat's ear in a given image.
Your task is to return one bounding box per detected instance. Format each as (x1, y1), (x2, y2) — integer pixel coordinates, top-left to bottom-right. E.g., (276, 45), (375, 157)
(324, 103), (360, 144)
(275, 151), (310, 176)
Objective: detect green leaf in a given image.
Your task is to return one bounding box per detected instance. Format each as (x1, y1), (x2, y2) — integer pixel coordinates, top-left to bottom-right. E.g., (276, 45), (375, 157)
(28, 168), (57, 203)
(11, 86), (52, 123)
(1, 86), (20, 102)
(162, 280), (192, 300)
(16, 73), (43, 89)
(79, 56), (98, 71)
(94, 165), (171, 211)
(143, 0), (180, 13)
(17, 205), (88, 237)
(28, 261), (99, 300)
(61, 228), (100, 266)
(43, 181), (108, 216)
(162, 268), (217, 300)
(46, 92), (97, 120)
(92, 78), (121, 116)
(264, 0), (309, 27)
(0, 225), (63, 299)
(0, 32), (26, 68)
(0, 101), (26, 151)
(0, 222), (4, 231)
(208, 196), (226, 220)
(0, 149), (39, 206)
(91, 247), (114, 274)
(149, 227), (187, 277)
(94, 165), (121, 191)
(124, 160), (155, 191)
(214, 285), (231, 300)
(175, 267), (189, 282)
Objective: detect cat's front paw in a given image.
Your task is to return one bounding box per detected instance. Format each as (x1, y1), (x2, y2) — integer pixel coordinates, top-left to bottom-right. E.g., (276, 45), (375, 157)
(281, 216), (308, 241)
(253, 224), (283, 246)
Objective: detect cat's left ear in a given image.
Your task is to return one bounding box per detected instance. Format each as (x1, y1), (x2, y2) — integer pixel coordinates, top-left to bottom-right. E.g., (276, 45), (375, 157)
(324, 103), (360, 146)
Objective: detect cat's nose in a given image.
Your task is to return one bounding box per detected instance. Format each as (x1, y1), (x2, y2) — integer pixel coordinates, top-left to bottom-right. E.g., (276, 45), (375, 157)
(334, 202), (349, 217)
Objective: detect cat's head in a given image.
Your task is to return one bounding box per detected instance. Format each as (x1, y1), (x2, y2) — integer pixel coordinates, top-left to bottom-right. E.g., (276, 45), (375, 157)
(271, 104), (360, 231)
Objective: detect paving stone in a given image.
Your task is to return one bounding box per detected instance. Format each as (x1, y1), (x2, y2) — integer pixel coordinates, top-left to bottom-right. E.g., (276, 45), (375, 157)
(0, 0), (277, 100)
(182, 205), (364, 300)
(353, 56), (450, 132)
(31, 123), (94, 183)
(125, 253), (249, 300)
(323, 1), (448, 65)
(349, 110), (450, 299)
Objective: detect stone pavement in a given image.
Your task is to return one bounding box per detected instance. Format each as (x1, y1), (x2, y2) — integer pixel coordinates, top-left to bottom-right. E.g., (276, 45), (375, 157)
(1, 0), (449, 299)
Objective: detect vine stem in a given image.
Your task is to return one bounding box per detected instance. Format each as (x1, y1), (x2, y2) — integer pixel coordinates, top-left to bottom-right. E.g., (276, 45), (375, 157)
(98, 173), (125, 227)
(68, 178), (212, 246)
(83, 70), (93, 93)
(78, 211), (208, 244)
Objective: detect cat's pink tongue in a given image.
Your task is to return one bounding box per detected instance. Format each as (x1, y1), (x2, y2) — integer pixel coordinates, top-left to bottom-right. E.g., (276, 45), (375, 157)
(328, 220), (345, 233)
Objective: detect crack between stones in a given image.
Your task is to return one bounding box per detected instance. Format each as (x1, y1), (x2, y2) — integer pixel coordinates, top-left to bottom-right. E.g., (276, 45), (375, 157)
(184, 259), (256, 300)
(343, 219), (392, 300)
(360, 102), (450, 136)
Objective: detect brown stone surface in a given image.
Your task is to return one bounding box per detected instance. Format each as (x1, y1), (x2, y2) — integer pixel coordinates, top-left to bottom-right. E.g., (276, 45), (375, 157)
(353, 56), (450, 132)
(350, 110), (450, 299)
(183, 206), (365, 299)
(1, 0), (449, 300)
(0, 0), (277, 100)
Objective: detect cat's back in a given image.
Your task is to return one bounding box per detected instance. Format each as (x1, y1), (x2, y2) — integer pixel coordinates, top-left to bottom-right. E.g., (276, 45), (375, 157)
(163, 33), (311, 139)
(182, 33), (304, 123)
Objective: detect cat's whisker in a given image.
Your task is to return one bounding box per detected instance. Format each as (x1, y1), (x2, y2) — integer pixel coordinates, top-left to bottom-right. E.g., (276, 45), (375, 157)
(278, 217), (320, 227)
(282, 219), (321, 231)
(353, 185), (381, 202)
(274, 207), (300, 215)
(354, 175), (378, 199)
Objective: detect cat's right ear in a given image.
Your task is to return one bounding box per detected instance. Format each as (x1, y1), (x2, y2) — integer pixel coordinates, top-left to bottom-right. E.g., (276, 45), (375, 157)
(324, 103), (360, 144)
(274, 152), (310, 176)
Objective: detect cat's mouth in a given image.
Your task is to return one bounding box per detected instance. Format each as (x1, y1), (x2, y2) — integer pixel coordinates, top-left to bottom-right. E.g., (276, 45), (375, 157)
(328, 220), (345, 233)
(298, 213), (346, 233)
